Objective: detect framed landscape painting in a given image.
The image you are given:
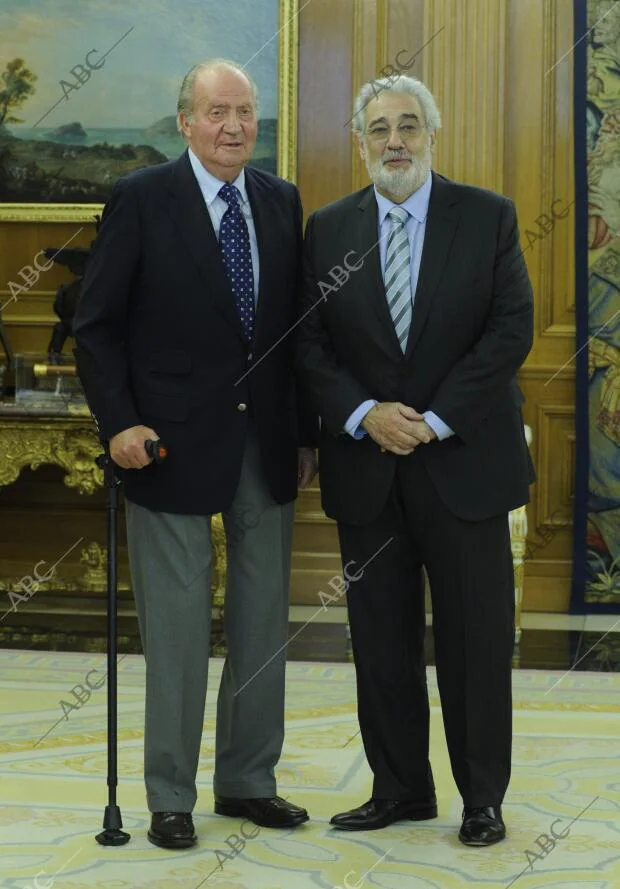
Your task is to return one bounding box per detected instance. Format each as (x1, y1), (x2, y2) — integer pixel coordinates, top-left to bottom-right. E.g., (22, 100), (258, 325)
(0, 0), (299, 221)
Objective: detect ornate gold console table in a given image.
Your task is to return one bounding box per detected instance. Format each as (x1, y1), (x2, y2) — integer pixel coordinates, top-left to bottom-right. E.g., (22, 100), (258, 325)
(0, 403), (103, 494)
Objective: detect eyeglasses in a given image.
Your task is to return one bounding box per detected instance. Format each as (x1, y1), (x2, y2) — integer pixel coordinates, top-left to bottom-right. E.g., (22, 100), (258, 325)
(365, 122), (425, 141)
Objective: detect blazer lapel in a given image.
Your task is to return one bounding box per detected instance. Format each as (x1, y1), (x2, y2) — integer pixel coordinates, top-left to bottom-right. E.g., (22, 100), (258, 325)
(166, 151), (246, 343)
(244, 168), (279, 350)
(405, 172), (460, 358)
(355, 187), (403, 357)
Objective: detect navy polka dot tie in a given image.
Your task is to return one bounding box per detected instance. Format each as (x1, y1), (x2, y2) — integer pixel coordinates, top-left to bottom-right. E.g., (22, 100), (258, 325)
(218, 183), (255, 342)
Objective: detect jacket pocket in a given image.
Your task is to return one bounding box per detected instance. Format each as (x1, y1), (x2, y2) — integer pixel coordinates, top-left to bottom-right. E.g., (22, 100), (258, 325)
(136, 391), (189, 422)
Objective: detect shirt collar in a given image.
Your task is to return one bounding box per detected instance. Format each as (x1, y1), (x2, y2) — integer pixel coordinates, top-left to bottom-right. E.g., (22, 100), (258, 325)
(374, 171), (432, 226)
(188, 148), (248, 206)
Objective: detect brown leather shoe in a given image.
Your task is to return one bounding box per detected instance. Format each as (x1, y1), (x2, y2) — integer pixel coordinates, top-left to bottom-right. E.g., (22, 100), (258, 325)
(330, 797), (438, 831)
(214, 795), (309, 828)
(148, 812), (196, 848)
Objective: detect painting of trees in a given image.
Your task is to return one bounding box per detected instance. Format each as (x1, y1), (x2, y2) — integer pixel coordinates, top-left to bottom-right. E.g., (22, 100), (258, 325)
(0, 59), (37, 127)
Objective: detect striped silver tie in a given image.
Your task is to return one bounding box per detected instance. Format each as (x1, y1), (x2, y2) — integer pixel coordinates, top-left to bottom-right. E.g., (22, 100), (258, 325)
(384, 206), (412, 353)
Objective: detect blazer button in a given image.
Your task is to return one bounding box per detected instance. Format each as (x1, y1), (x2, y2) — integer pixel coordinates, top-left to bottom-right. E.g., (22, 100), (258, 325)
(237, 403), (247, 412)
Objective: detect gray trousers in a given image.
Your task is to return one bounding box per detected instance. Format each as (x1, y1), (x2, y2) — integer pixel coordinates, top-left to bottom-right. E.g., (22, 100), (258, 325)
(125, 430), (295, 813)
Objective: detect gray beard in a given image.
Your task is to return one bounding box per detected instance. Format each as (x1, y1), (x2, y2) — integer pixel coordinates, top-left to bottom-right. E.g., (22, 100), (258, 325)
(365, 147), (432, 198)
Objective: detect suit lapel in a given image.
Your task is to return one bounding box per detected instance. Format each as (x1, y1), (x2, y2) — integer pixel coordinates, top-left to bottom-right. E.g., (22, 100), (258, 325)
(405, 172), (460, 358)
(166, 151), (245, 343)
(244, 167), (279, 350)
(355, 188), (403, 356)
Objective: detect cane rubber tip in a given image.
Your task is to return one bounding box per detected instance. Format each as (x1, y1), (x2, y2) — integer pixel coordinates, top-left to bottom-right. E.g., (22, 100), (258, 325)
(96, 828), (130, 846)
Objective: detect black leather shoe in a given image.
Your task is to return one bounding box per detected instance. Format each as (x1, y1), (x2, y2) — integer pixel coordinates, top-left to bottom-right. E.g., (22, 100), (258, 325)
(148, 812), (196, 848)
(330, 797), (438, 831)
(459, 806), (506, 846)
(214, 795), (309, 828)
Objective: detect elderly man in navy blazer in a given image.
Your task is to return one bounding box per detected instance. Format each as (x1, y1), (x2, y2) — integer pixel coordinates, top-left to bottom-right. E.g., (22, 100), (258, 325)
(75, 58), (317, 849)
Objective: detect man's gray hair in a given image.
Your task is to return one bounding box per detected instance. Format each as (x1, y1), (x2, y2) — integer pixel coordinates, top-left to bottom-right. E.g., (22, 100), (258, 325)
(351, 74), (441, 134)
(176, 59), (258, 137)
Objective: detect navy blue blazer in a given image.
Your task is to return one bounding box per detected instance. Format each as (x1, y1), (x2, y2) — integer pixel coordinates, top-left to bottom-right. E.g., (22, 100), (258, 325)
(74, 150), (316, 515)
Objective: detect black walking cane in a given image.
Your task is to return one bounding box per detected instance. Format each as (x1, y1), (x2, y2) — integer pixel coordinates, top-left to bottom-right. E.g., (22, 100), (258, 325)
(73, 343), (167, 844)
(94, 436), (167, 846)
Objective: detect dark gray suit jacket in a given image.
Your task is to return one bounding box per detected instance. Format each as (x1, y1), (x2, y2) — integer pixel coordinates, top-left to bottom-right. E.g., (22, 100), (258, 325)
(297, 171), (535, 524)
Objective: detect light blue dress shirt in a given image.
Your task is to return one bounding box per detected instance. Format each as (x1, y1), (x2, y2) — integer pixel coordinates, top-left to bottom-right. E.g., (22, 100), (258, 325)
(187, 148), (260, 303)
(344, 174), (454, 441)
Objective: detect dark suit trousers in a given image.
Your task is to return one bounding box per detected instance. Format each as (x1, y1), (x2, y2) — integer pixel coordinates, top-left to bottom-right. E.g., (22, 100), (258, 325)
(337, 449), (515, 807)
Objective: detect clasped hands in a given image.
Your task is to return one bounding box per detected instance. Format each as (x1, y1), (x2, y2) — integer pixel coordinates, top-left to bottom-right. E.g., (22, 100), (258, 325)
(361, 402), (437, 455)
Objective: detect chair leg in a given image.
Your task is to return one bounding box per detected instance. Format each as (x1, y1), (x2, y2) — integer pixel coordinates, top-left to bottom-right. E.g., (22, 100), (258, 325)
(509, 505), (528, 645)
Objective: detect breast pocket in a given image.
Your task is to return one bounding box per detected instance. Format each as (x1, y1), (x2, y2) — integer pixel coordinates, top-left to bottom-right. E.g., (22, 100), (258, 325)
(148, 351), (192, 374)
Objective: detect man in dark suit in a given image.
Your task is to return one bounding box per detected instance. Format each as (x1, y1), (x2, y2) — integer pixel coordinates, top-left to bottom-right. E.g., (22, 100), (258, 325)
(297, 74), (534, 846)
(74, 59), (317, 849)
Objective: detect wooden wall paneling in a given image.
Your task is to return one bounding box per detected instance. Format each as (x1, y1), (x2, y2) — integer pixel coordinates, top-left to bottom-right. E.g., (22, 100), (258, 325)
(506, 0), (575, 610)
(292, 0), (358, 606)
(520, 368), (576, 609)
(350, 0), (386, 193)
(0, 221), (95, 354)
(425, 0), (507, 191)
(297, 0), (355, 215)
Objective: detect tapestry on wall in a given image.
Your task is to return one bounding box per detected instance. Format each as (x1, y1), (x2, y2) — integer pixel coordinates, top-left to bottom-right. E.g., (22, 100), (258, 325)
(573, 0), (620, 611)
